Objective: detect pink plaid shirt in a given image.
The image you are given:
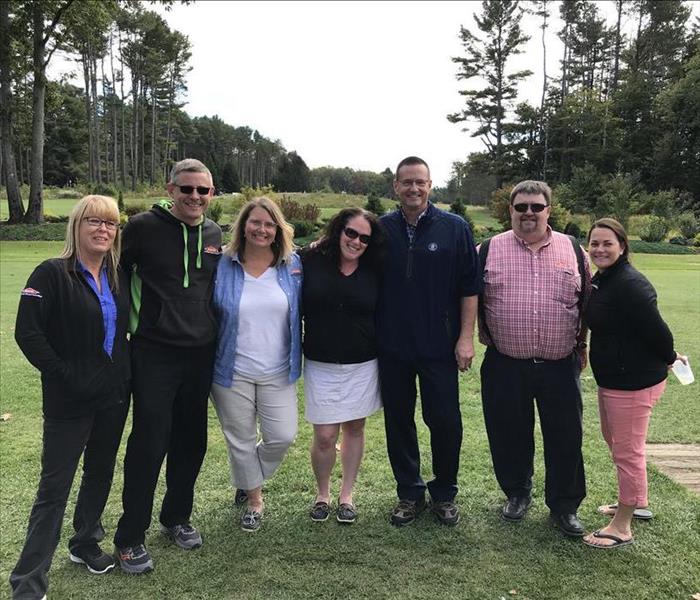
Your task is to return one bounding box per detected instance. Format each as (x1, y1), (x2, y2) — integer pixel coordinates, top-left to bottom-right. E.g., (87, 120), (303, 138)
(479, 229), (591, 360)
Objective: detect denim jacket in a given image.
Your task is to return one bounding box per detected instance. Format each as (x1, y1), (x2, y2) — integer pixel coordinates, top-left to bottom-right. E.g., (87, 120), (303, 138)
(212, 251), (303, 387)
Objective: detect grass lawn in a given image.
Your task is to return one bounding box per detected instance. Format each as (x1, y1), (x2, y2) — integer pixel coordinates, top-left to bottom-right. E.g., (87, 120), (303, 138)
(0, 243), (699, 599)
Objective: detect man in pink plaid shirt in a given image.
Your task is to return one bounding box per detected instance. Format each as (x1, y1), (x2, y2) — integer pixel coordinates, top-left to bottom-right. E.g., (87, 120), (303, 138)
(478, 180), (591, 537)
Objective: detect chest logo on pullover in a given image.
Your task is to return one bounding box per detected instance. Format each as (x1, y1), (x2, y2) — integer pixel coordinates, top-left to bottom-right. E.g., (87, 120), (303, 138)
(428, 242), (438, 252)
(20, 287), (43, 298)
(204, 246), (221, 255)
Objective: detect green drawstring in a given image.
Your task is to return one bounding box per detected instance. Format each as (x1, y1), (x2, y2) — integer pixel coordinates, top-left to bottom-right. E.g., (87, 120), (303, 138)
(181, 223), (189, 288)
(180, 221), (204, 288)
(197, 223), (202, 269)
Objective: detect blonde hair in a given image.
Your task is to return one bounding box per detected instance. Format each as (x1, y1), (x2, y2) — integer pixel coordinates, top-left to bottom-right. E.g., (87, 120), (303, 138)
(225, 197), (295, 266)
(60, 195), (121, 290)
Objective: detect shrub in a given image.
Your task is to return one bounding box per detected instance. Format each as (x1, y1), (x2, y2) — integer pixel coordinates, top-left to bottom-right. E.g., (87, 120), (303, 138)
(240, 185), (275, 202)
(43, 213), (69, 223)
(694, 233), (700, 247)
(0, 223), (67, 241)
(365, 193), (385, 216)
(676, 212), (700, 239)
(206, 200), (224, 223)
(124, 203), (148, 217)
(489, 186), (513, 230)
(547, 204), (572, 233)
(628, 239), (696, 254)
(55, 188), (82, 200)
(564, 222), (582, 239)
(91, 183), (118, 198)
(669, 236), (688, 245)
(637, 215), (669, 242)
(290, 220), (316, 238)
(118, 190), (125, 212)
(279, 195), (319, 223)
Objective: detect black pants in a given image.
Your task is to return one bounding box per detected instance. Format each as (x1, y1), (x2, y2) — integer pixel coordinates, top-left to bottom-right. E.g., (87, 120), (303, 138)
(379, 355), (462, 503)
(480, 346), (586, 514)
(10, 399), (129, 600)
(114, 341), (215, 548)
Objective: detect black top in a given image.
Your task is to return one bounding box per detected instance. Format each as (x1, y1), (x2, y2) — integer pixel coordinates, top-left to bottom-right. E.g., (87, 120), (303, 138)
(15, 258), (131, 418)
(301, 250), (379, 364)
(584, 256), (675, 390)
(121, 202), (222, 347)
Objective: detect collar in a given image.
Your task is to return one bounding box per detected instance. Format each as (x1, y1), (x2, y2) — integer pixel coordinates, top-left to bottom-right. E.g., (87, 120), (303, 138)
(512, 225), (552, 248)
(400, 203), (431, 226)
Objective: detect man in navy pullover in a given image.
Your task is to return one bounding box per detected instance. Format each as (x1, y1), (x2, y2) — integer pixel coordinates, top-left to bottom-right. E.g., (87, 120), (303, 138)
(378, 156), (480, 526)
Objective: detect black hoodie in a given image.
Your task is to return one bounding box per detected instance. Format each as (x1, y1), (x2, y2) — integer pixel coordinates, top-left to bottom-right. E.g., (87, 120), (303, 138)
(121, 201), (222, 347)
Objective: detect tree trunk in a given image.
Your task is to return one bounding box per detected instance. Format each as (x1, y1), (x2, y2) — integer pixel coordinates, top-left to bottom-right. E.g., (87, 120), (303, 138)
(25, 2), (46, 224)
(150, 90), (156, 185)
(0, 0), (24, 222)
(91, 52), (101, 183)
(82, 48), (93, 181)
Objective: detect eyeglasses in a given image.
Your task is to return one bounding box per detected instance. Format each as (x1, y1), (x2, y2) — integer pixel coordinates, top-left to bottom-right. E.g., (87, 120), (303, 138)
(248, 218), (277, 230)
(83, 217), (118, 230)
(513, 203), (548, 213)
(175, 184), (213, 195)
(343, 227), (371, 245)
(398, 179), (430, 188)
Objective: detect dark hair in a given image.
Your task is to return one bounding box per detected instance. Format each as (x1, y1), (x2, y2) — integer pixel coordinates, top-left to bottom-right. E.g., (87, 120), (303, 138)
(588, 217), (630, 258)
(309, 208), (385, 272)
(395, 156), (430, 180)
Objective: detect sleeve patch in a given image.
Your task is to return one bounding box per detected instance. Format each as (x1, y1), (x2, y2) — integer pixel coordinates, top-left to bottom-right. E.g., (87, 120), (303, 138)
(21, 287), (43, 298)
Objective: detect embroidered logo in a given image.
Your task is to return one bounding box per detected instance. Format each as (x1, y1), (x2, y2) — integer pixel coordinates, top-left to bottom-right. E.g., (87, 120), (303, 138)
(203, 246), (221, 255)
(21, 287), (43, 298)
(428, 242), (438, 252)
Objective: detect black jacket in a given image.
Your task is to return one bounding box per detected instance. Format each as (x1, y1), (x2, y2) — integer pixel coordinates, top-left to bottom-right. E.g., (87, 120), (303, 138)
(15, 258), (131, 418)
(121, 202), (222, 347)
(584, 256), (675, 390)
(377, 204), (480, 360)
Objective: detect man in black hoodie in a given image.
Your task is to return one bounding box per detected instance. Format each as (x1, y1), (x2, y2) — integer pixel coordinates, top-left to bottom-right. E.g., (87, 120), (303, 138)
(114, 159), (222, 573)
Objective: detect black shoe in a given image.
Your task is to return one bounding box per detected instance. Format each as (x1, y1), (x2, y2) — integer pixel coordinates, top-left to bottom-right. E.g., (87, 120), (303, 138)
(551, 512), (584, 537)
(69, 543), (115, 574)
(337, 503), (358, 524)
(115, 544), (154, 574)
(501, 496), (532, 522)
(390, 498), (426, 527)
(310, 500), (331, 522)
(234, 488), (248, 506)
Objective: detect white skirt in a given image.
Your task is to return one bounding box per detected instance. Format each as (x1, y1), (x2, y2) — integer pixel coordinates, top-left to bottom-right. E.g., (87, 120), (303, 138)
(303, 358), (382, 425)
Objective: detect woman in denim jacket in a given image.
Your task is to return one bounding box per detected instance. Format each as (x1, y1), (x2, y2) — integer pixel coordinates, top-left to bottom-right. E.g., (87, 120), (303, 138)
(211, 197), (302, 532)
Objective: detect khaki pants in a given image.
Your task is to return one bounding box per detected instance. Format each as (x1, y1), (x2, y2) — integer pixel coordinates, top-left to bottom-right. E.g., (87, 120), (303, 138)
(211, 370), (297, 491)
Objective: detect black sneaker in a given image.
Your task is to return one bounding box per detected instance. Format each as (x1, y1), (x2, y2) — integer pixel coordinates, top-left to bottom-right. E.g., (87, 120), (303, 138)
(337, 503), (358, 524)
(430, 500), (460, 526)
(69, 543), (115, 574)
(160, 523), (202, 550)
(115, 544), (154, 574)
(310, 501), (331, 522)
(390, 498), (426, 527)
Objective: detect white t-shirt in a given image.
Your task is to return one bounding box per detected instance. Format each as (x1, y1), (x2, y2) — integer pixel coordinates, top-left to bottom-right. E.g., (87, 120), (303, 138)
(234, 267), (290, 378)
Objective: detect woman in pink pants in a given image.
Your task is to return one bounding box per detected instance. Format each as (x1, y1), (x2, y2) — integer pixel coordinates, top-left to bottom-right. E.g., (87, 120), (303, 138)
(583, 218), (687, 549)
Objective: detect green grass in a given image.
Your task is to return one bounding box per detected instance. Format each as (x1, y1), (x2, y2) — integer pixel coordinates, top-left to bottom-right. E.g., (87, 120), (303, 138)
(0, 244), (699, 599)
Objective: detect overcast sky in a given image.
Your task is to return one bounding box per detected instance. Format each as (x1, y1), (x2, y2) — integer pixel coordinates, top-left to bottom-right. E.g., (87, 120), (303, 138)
(52, 1), (698, 186)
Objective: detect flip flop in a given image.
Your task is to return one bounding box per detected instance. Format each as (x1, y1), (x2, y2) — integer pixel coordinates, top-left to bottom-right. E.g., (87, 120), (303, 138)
(583, 530), (634, 549)
(597, 503), (653, 520)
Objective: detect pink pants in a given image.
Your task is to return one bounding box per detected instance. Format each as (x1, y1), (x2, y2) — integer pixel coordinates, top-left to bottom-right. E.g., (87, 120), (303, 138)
(598, 380), (666, 507)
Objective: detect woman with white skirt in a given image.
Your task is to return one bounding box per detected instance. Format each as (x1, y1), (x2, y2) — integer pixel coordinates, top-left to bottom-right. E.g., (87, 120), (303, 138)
(302, 208), (385, 524)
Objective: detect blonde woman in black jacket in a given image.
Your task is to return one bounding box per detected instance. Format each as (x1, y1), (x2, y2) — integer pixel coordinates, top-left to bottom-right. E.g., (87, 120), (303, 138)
(10, 196), (130, 600)
(582, 218), (686, 550)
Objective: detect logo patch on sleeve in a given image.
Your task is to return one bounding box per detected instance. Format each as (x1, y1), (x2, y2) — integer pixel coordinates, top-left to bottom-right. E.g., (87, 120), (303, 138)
(21, 287), (43, 298)
(203, 245), (221, 255)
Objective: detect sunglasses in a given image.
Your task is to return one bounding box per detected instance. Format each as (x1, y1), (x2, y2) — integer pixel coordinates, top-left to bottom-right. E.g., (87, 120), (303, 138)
(175, 184), (213, 195)
(513, 203), (548, 213)
(343, 227), (371, 245)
